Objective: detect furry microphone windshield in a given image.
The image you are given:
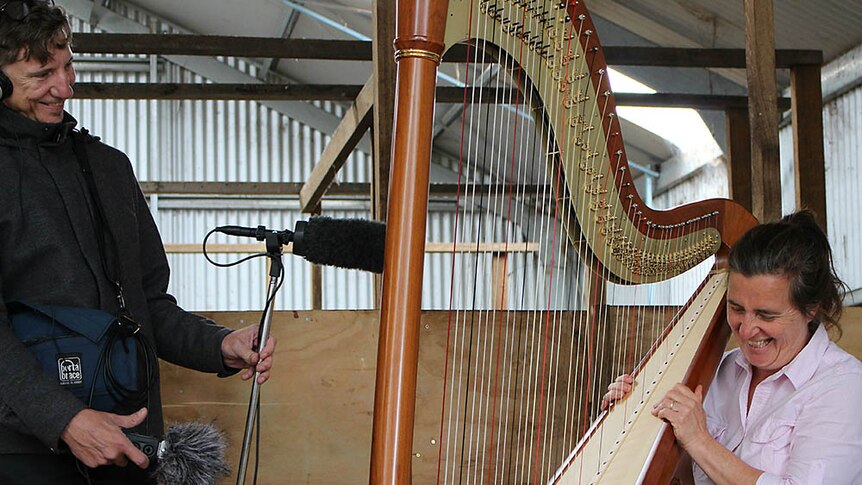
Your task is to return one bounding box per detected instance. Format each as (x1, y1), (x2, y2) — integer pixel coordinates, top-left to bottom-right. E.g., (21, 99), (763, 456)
(292, 216), (386, 273)
(145, 422), (230, 485)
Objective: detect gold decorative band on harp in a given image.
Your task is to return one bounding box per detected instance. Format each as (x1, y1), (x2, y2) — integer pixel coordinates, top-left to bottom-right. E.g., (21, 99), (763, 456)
(394, 48), (443, 64)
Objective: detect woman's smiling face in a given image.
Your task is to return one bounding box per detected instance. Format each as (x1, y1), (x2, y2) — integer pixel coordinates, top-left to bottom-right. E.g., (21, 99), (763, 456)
(727, 272), (814, 381)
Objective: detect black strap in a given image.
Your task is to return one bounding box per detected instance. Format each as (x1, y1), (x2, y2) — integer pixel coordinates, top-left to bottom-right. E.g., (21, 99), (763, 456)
(70, 130), (155, 410)
(69, 130), (129, 314)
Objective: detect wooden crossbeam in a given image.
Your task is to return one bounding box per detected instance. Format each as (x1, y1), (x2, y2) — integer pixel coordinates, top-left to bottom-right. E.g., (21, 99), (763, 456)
(73, 83), (362, 101)
(299, 78), (375, 213)
(164, 242), (540, 254)
(138, 181), (368, 196)
(72, 83), (792, 110)
(70, 34), (821, 68)
(139, 182), (547, 197)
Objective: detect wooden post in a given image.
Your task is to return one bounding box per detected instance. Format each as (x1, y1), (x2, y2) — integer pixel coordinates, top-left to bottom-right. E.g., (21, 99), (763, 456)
(310, 206), (323, 310)
(491, 252), (509, 310)
(791, 65), (827, 231)
(744, 0), (781, 223)
(372, 0), (397, 307)
(372, 0), (396, 223)
(725, 108), (753, 213)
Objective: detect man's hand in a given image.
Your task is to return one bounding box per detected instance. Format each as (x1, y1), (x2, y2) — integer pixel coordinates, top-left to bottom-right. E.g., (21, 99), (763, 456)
(60, 408), (149, 469)
(221, 325), (277, 384)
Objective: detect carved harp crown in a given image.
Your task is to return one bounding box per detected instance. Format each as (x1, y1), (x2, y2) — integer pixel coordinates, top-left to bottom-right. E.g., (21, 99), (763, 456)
(372, 0), (757, 484)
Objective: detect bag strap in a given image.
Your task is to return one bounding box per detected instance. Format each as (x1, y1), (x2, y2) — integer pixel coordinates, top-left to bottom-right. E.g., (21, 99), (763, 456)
(69, 130), (132, 319)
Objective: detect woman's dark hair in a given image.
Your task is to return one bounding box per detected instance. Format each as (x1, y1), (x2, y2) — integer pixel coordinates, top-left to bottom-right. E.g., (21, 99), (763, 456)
(728, 210), (846, 335)
(0, 3), (71, 67)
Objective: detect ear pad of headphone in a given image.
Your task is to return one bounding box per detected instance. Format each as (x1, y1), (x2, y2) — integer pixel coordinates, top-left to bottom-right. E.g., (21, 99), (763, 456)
(0, 71), (12, 100)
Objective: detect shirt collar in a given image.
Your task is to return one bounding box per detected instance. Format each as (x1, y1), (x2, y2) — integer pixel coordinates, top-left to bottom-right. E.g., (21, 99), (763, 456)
(732, 323), (829, 388)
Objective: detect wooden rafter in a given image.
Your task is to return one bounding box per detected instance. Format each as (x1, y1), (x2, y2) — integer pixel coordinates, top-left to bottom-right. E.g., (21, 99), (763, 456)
(299, 78), (375, 213)
(70, 34), (821, 68)
(139, 182), (545, 197)
(72, 83), (792, 110)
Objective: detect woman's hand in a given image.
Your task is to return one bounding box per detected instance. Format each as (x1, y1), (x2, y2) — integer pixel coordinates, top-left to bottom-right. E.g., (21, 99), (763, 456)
(651, 383), (709, 450)
(600, 374), (634, 411)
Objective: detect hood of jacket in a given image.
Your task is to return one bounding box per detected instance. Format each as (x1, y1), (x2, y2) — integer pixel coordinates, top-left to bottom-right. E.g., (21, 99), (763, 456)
(0, 103), (77, 147)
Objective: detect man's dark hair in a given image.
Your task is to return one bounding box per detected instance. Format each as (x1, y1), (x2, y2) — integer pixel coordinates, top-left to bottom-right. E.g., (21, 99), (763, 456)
(728, 210), (846, 335)
(0, 2), (71, 67)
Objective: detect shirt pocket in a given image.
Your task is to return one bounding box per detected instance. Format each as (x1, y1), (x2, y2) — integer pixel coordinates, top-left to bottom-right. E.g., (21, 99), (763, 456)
(750, 417), (795, 474)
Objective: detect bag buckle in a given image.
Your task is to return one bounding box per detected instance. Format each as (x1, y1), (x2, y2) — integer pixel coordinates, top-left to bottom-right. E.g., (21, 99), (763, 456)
(114, 312), (141, 337)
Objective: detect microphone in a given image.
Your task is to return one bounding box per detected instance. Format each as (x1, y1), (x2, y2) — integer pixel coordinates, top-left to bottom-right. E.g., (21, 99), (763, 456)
(215, 225), (293, 245)
(216, 217), (386, 273)
(126, 422), (230, 485)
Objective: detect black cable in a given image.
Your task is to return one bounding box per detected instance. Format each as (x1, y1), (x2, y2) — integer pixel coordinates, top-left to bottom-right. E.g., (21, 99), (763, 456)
(203, 227), (283, 485)
(202, 228), (272, 268)
(103, 331), (157, 407)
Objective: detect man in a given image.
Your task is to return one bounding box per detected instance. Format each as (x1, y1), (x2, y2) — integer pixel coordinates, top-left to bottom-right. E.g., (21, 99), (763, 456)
(0, 2), (276, 483)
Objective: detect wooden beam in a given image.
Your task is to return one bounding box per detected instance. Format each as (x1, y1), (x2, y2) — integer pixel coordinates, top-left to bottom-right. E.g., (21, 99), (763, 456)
(725, 108), (753, 213)
(72, 83), (365, 101)
(424, 242), (540, 253)
(791, 65), (828, 231)
(71, 34), (821, 68)
(597, 47), (822, 68)
(163, 242), (539, 254)
(72, 83), (791, 110)
(138, 181), (369, 196)
(610, 93), (791, 111)
(745, 0), (782, 223)
(72, 34), (373, 60)
(299, 79), (375, 213)
(165, 243), (267, 254)
(371, 0), (396, 223)
(139, 181), (550, 197)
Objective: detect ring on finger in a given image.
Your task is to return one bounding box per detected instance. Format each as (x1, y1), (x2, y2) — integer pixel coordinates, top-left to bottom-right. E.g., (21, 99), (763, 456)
(669, 400), (676, 410)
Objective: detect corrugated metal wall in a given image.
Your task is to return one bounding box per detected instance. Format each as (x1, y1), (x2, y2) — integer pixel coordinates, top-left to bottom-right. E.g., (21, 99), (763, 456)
(66, 9), (375, 311)
(822, 86), (862, 297)
(66, 4), (860, 312)
(779, 84), (862, 297)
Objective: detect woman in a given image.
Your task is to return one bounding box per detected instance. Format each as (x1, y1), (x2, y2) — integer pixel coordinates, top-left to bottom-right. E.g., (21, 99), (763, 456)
(601, 211), (862, 484)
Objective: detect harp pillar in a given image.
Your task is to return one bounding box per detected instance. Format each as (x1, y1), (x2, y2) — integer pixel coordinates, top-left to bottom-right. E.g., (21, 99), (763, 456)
(369, 1), (449, 483)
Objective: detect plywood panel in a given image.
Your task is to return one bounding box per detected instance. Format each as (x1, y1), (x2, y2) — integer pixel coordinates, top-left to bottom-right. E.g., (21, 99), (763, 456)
(161, 308), (862, 484)
(161, 311), (380, 484)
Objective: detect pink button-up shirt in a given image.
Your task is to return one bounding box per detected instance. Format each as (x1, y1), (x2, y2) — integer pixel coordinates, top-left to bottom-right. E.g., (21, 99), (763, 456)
(694, 324), (862, 485)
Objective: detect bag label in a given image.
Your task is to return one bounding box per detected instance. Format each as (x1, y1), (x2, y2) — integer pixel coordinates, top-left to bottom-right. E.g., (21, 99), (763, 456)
(57, 353), (84, 387)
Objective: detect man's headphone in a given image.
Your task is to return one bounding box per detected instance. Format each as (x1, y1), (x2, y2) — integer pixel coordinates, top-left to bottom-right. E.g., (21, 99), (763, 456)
(0, 70), (11, 100)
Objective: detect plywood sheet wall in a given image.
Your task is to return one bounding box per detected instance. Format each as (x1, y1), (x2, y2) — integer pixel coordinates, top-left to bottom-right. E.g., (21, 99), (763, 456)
(160, 307), (862, 484)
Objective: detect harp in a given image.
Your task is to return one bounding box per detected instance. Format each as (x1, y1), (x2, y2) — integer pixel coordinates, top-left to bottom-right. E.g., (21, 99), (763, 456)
(371, 0), (757, 483)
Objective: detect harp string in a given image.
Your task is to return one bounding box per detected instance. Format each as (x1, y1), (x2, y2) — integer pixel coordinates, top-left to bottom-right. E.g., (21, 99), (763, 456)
(434, 0), (713, 483)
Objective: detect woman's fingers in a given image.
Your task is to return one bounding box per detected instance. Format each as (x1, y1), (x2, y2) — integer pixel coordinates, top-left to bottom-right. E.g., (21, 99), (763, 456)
(600, 375), (635, 410)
